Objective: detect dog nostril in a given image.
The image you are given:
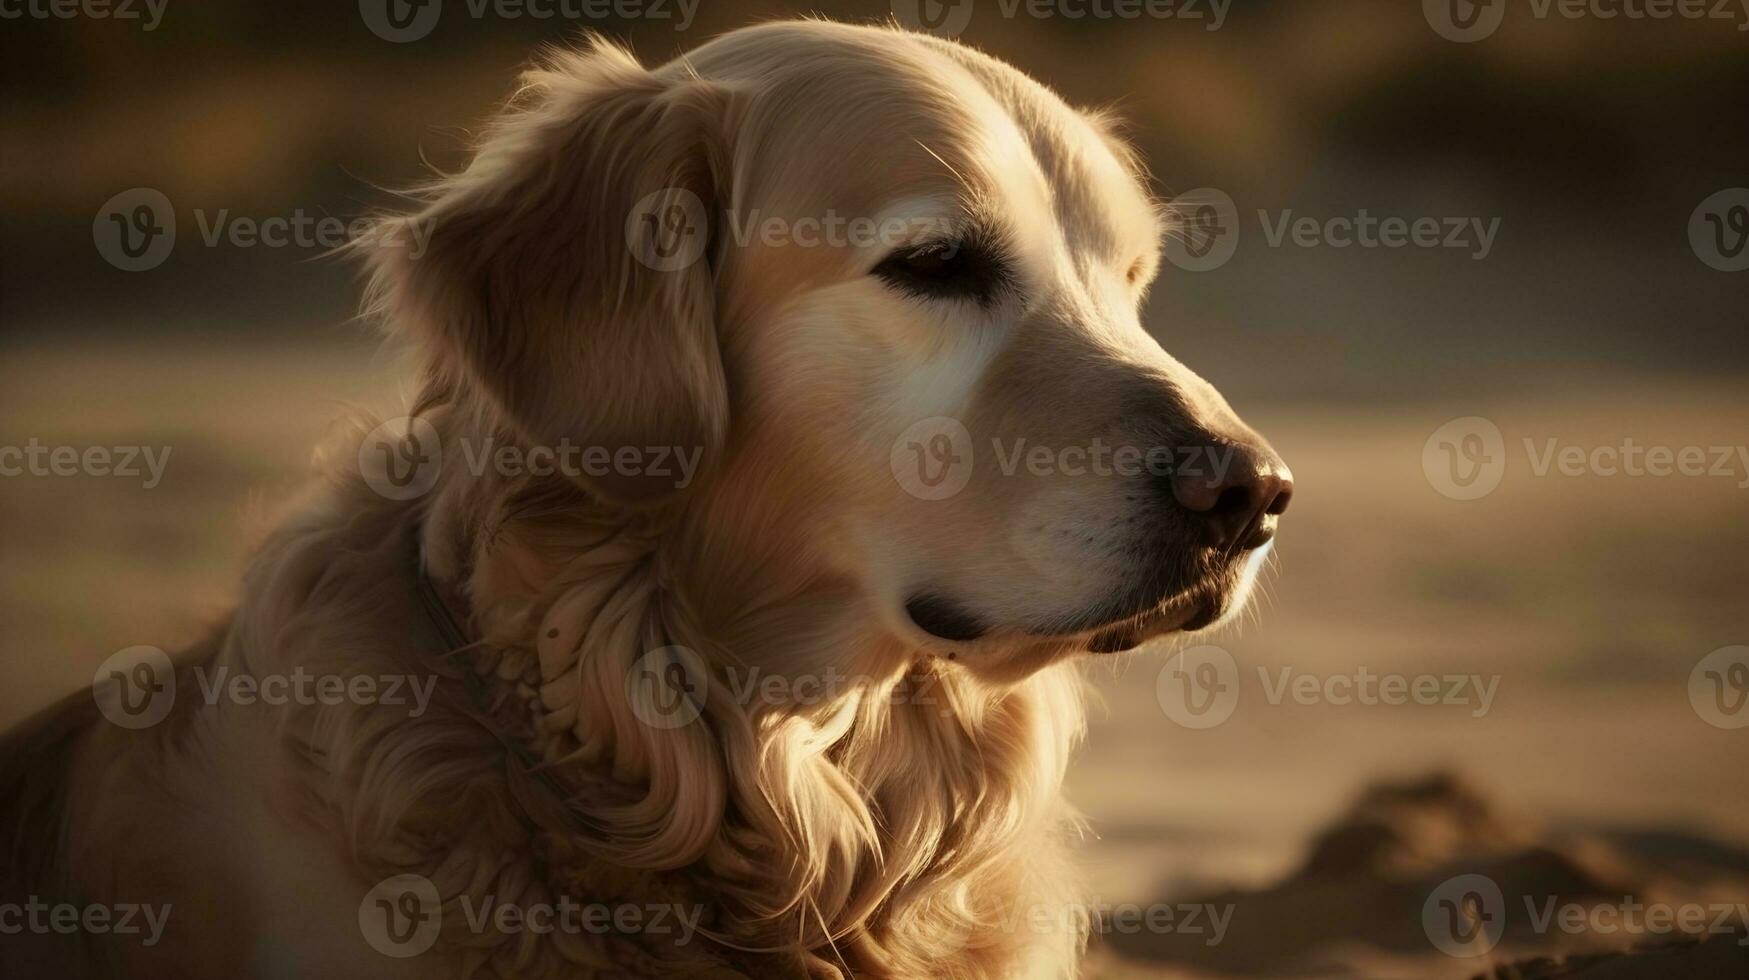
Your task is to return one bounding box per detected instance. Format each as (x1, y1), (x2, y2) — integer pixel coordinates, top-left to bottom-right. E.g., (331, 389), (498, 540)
(1211, 486), (1256, 522)
(1265, 486), (1292, 517)
(1166, 444), (1292, 552)
(1207, 485), (1272, 552)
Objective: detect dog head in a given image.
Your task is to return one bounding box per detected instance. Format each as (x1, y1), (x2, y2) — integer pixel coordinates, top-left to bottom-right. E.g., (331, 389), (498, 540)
(368, 22), (1291, 684)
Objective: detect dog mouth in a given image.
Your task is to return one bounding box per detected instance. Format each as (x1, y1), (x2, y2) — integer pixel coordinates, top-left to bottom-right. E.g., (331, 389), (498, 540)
(1072, 556), (1252, 653)
(904, 570), (1237, 653)
(1073, 536), (1279, 652)
(1084, 594), (1221, 653)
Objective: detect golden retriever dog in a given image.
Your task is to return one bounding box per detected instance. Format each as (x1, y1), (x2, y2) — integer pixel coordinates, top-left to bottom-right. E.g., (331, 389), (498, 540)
(1, 19), (1290, 980)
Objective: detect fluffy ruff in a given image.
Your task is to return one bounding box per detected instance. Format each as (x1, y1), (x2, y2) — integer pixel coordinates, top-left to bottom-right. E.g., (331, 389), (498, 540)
(243, 392), (1092, 979)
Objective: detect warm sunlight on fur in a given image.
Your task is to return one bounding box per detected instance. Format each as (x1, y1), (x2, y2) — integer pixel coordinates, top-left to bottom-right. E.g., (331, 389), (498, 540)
(0, 20), (1290, 979)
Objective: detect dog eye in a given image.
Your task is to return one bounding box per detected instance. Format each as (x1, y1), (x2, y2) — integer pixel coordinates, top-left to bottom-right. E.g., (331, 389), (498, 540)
(873, 240), (1010, 305)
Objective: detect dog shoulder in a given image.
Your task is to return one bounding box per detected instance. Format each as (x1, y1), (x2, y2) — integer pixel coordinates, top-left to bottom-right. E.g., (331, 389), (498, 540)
(0, 683), (110, 976)
(0, 685), (103, 889)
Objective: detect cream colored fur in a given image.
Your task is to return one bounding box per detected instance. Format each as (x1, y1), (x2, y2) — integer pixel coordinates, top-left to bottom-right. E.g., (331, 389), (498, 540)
(1, 20), (1288, 980)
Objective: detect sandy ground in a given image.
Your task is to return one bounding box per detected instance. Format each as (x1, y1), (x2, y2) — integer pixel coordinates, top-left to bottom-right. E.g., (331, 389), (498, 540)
(2, 334), (1746, 976)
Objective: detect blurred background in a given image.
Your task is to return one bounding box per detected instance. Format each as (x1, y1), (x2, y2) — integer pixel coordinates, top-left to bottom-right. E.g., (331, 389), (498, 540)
(2, 1), (1746, 976)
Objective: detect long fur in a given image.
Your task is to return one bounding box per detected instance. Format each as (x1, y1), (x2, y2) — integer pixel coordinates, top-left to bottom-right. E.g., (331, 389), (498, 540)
(0, 20), (1293, 980)
(293, 386), (1091, 978)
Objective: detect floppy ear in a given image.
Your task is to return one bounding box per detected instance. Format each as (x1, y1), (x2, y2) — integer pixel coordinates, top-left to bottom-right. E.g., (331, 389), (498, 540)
(365, 40), (732, 503)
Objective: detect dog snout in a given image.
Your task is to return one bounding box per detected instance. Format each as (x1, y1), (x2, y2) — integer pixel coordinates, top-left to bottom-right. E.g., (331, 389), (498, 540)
(1168, 441), (1293, 552)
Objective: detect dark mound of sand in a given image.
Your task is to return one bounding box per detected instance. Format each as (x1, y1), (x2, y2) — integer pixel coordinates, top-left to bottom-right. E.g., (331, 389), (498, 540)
(1097, 772), (1749, 978)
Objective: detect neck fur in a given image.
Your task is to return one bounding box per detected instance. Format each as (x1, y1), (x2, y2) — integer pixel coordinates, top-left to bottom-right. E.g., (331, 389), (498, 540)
(397, 392), (1090, 977)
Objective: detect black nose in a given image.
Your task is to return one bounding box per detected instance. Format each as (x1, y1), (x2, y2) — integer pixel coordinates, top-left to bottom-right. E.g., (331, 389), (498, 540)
(1169, 443), (1293, 552)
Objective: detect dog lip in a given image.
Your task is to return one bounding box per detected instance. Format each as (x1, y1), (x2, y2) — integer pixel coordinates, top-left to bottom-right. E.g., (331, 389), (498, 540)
(1178, 599), (1221, 632)
(1087, 624), (1146, 653)
(1086, 616), (1180, 653)
(1084, 595), (1218, 653)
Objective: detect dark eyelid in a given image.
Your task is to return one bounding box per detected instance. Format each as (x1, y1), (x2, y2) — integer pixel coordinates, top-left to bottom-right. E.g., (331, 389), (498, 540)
(872, 228), (1014, 306)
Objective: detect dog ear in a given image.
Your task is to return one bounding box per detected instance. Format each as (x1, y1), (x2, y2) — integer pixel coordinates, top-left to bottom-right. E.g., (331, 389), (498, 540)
(364, 40), (732, 504)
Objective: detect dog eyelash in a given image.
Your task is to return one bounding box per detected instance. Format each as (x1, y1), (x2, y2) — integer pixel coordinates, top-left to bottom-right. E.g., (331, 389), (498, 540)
(873, 238), (1013, 306)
